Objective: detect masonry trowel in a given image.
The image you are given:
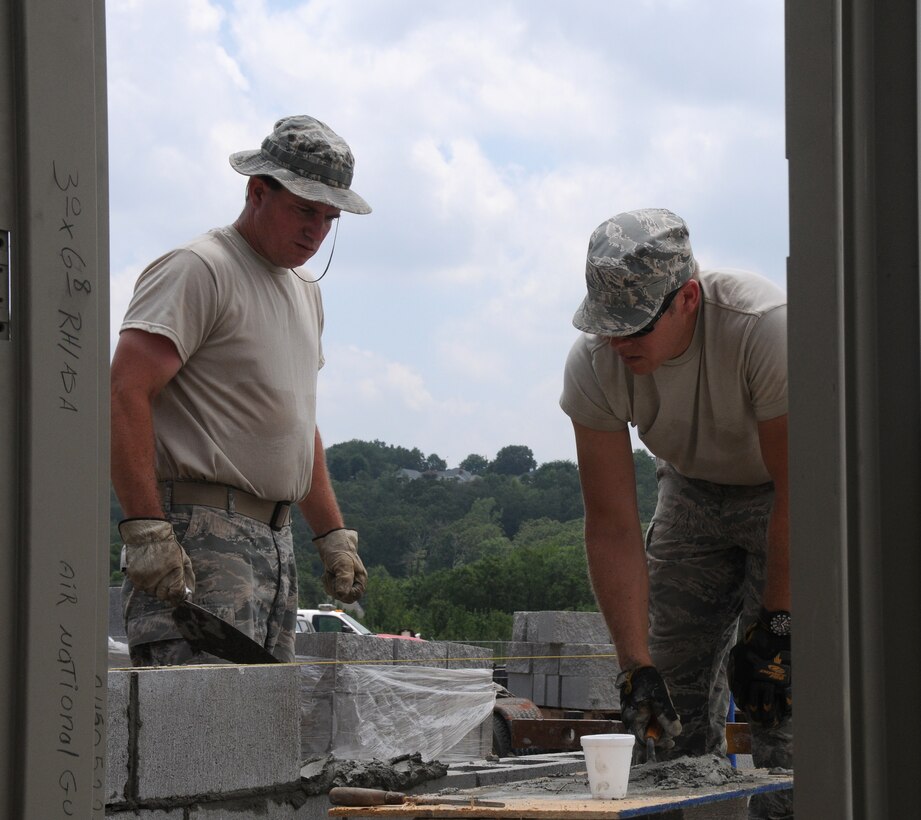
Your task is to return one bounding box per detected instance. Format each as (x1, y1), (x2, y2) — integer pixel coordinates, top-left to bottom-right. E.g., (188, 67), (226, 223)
(172, 597), (281, 665)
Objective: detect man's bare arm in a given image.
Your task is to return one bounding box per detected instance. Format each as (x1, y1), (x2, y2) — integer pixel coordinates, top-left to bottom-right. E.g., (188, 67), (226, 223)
(573, 421), (653, 669)
(111, 329), (183, 518)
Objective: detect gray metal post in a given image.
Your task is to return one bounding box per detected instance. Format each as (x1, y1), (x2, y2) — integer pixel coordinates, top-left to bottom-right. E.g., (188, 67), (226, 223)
(0, 1), (109, 818)
(787, 0), (921, 817)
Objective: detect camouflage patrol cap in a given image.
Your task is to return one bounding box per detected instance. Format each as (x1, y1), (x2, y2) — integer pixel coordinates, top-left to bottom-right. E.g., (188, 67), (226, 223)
(229, 115), (371, 214)
(572, 208), (696, 336)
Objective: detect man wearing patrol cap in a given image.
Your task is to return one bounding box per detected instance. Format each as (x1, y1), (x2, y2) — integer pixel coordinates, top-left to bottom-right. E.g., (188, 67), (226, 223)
(561, 209), (793, 819)
(112, 115), (370, 666)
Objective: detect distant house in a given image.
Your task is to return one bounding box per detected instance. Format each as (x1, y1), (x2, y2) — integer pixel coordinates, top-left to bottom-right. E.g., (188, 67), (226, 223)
(394, 467), (479, 483)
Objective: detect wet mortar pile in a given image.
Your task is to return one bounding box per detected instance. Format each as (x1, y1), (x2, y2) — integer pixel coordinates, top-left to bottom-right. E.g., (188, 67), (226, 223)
(301, 753), (449, 796)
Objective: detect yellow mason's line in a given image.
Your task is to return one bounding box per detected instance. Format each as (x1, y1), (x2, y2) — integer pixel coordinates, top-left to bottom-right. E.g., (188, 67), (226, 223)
(109, 651), (620, 672)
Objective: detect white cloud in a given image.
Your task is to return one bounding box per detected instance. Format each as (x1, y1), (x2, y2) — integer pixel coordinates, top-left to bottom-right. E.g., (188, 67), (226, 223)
(106, 0), (787, 464)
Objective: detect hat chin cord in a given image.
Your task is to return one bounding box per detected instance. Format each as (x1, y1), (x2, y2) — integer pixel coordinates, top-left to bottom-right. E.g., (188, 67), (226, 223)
(290, 218), (339, 284)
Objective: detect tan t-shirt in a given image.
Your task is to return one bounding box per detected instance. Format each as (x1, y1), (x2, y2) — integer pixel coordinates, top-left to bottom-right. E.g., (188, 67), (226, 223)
(560, 268), (787, 486)
(121, 226), (324, 501)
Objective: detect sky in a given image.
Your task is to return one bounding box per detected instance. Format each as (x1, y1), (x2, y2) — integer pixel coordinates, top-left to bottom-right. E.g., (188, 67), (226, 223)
(105, 0), (788, 468)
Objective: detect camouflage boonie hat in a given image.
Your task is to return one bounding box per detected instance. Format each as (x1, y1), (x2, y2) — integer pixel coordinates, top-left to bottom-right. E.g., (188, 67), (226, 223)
(572, 208), (696, 336)
(229, 115), (371, 214)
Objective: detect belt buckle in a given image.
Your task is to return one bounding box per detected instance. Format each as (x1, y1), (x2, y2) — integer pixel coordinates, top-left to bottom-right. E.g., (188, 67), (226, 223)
(270, 501), (291, 531)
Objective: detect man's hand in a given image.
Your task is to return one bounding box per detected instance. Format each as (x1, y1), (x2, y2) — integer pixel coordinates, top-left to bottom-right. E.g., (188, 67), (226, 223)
(313, 528), (367, 603)
(119, 518), (195, 605)
(617, 666), (682, 748)
(728, 610), (792, 728)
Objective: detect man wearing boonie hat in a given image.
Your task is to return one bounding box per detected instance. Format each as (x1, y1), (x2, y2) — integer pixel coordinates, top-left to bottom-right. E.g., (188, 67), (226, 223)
(561, 209), (792, 820)
(111, 115), (370, 666)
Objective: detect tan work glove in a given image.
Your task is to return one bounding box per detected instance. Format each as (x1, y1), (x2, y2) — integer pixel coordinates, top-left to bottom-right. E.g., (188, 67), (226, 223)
(119, 518), (195, 606)
(312, 528), (367, 603)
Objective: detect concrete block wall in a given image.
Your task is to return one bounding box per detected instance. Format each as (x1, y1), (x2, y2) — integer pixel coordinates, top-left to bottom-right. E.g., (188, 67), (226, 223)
(106, 635), (496, 816)
(506, 612), (621, 711)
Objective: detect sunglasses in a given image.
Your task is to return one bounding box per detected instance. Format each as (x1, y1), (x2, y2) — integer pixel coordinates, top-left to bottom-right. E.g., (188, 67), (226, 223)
(625, 285), (683, 338)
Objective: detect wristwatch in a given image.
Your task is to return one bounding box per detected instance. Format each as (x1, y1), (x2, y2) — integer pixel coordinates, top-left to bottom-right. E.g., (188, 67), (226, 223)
(762, 608), (792, 637)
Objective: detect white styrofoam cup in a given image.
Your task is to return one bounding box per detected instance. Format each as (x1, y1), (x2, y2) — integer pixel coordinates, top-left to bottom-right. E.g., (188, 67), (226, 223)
(580, 732), (635, 799)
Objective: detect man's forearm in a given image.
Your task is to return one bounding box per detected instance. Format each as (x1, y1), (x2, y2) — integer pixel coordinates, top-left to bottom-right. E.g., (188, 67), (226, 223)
(760, 488), (791, 611)
(585, 526), (653, 669)
(111, 392), (164, 519)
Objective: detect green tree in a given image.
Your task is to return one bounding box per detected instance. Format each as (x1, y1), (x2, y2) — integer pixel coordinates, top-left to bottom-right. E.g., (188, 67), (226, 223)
(459, 454), (489, 475)
(424, 498), (510, 571)
(424, 453), (448, 471)
(633, 448), (657, 525)
(489, 445), (537, 476)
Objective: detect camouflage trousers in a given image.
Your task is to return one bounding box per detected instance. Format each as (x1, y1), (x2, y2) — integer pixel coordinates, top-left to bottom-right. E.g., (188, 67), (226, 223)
(647, 461), (793, 820)
(122, 502), (298, 667)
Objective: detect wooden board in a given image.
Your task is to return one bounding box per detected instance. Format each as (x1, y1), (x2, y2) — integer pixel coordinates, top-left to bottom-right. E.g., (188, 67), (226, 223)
(328, 771), (793, 818)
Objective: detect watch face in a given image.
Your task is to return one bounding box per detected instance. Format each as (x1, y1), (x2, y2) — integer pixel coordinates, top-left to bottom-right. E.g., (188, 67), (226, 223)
(769, 611), (792, 636)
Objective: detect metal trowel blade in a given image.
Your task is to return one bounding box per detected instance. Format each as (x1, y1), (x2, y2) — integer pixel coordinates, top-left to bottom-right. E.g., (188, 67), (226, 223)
(172, 600), (280, 664)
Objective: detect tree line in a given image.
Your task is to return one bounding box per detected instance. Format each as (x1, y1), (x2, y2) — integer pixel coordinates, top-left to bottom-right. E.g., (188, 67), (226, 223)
(110, 440), (658, 642)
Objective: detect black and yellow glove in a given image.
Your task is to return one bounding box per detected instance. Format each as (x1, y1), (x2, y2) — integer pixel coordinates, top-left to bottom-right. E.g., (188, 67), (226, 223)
(617, 665), (682, 750)
(728, 609), (792, 728)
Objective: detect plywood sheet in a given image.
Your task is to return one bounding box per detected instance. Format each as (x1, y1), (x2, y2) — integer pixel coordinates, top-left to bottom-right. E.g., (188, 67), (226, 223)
(328, 769), (792, 818)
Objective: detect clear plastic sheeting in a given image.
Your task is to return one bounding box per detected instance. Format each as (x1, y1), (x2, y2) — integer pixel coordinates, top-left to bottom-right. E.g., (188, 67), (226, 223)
(299, 663), (497, 762)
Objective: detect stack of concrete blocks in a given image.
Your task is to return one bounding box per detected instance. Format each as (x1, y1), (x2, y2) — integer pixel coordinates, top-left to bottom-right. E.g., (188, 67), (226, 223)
(505, 611), (622, 712)
(296, 632), (495, 763)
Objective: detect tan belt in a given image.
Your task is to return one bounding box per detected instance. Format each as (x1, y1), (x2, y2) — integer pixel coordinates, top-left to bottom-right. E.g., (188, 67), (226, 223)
(160, 481), (293, 531)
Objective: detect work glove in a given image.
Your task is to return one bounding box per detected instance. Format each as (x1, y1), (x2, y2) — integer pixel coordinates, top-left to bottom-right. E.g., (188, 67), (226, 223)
(728, 609), (792, 728)
(118, 518), (195, 606)
(617, 665), (682, 749)
(313, 528), (367, 603)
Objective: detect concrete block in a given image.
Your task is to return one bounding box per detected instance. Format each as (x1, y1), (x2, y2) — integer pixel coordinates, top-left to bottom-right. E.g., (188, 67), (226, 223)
(299, 690), (334, 760)
(544, 675), (561, 708)
(391, 637), (447, 667)
(531, 643), (561, 675)
(511, 611), (534, 641)
(106, 809), (184, 819)
(106, 670), (131, 802)
(505, 672), (532, 700)
(531, 673), (546, 706)
(134, 665), (300, 801)
(442, 713), (493, 761)
(528, 611), (612, 644)
(505, 641), (532, 674)
(426, 752), (588, 791)
(295, 632), (393, 673)
(190, 797), (305, 819)
(558, 643), (621, 677)
(445, 641), (493, 669)
(560, 674), (620, 710)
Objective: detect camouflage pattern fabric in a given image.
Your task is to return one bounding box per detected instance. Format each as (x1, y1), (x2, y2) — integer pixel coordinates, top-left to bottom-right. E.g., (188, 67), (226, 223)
(646, 460), (793, 820)
(123, 503), (298, 667)
(572, 208), (697, 336)
(228, 115), (371, 215)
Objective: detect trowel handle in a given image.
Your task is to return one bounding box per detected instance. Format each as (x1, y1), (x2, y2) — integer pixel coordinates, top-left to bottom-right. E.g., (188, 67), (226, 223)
(329, 787), (406, 806)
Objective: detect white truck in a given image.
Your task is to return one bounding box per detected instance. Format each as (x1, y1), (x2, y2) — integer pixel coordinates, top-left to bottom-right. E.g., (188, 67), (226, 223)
(296, 603), (422, 640)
